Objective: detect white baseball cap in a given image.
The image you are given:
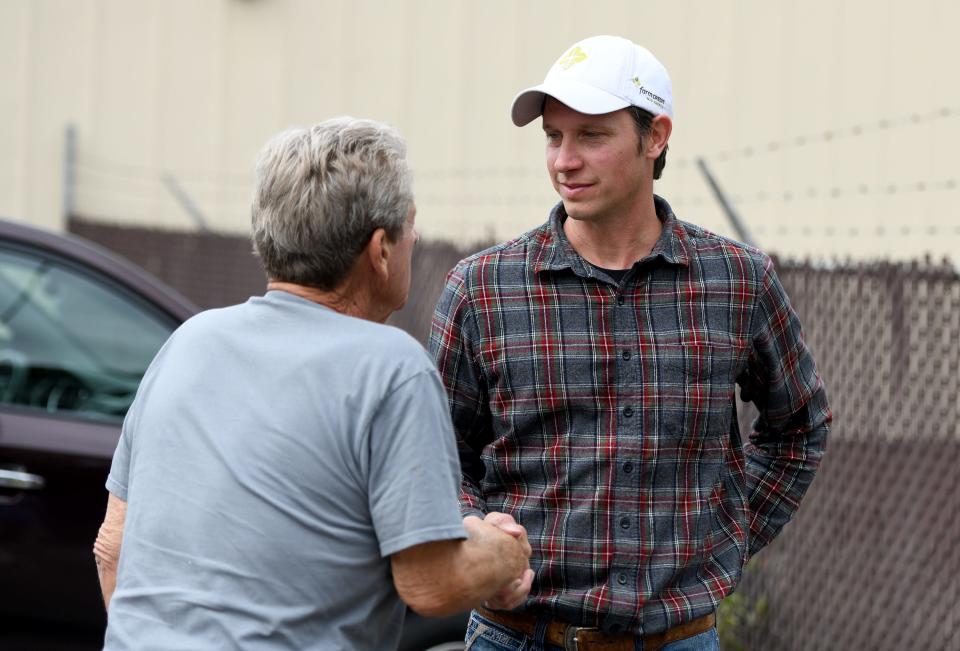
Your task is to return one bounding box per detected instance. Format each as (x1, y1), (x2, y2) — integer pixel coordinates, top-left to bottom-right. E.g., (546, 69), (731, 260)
(511, 35), (673, 126)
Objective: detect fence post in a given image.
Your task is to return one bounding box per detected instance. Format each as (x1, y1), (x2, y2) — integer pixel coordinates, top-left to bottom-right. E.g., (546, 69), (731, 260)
(63, 123), (78, 228)
(696, 157), (757, 248)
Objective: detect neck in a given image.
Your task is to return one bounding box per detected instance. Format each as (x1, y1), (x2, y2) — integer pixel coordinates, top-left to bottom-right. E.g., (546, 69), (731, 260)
(562, 199), (663, 269)
(267, 278), (388, 323)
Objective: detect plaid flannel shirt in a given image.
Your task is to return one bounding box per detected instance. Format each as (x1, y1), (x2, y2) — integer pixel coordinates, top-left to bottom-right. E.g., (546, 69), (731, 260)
(429, 196), (830, 636)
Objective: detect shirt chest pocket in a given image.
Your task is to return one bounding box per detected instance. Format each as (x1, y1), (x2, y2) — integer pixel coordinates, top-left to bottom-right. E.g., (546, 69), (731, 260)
(655, 335), (746, 439)
(480, 334), (605, 421)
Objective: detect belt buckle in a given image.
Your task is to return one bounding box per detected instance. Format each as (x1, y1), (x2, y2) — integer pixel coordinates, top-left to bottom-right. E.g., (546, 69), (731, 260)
(563, 625), (586, 651)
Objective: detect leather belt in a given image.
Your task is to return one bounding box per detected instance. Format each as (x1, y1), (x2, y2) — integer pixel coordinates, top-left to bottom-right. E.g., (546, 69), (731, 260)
(477, 607), (716, 651)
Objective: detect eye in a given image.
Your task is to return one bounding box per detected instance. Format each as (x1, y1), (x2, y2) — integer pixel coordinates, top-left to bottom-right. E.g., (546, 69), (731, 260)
(544, 131), (561, 144)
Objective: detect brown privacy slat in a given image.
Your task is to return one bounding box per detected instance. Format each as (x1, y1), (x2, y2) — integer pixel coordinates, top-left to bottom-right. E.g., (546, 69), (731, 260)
(68, 216), (266, 310)
(735, 260), (960, 651)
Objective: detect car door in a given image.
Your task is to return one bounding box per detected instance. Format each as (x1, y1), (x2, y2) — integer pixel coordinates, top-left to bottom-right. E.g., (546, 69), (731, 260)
(0, 240), (183, 628)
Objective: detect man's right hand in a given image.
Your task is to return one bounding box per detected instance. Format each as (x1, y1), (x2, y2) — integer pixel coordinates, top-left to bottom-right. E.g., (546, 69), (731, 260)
(483, 511), (527, 538)
(472, 512), (535, 610)
(393, 513), (533, 618)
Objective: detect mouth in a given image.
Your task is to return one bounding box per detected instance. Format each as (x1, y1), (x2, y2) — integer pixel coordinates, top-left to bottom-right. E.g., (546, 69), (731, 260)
(558, 182), (593, 199)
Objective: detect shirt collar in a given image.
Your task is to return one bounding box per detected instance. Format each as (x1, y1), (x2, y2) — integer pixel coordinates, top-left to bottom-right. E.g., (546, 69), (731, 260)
(532, 195), (691, 275)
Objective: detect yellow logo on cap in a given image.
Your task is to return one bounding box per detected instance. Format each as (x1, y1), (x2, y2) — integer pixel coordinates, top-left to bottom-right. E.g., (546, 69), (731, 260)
(557, 46), (587, 70)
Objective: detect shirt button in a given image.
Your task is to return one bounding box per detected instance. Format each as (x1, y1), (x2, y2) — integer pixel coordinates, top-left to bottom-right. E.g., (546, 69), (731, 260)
(623, 406), (634, 418)
(618, 573), (628, 585)
(619, 516), (630, 529)
(621, 350), (631, 360)
(623, 462), (633, 473)
(617, 295), (625, 306)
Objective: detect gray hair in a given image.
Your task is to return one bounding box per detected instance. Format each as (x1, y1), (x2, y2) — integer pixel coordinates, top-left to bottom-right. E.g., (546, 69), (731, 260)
(250, 117), (413, 290)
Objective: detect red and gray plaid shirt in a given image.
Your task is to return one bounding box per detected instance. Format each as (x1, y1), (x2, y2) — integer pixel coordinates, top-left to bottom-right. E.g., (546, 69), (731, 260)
(429, 197), (830, 636)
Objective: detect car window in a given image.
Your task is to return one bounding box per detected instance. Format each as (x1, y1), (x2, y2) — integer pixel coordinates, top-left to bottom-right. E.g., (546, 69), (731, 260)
(0, 245), (177, 422)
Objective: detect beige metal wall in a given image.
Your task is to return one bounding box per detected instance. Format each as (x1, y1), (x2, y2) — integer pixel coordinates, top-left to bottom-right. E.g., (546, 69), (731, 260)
(1, 0), (958, 262)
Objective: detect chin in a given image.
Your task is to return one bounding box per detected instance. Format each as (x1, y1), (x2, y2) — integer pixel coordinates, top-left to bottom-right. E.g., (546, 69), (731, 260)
(562, 202), (597, 222)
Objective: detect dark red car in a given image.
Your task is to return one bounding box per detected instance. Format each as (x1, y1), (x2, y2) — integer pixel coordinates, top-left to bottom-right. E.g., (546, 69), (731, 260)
(0, 218), (466, 650)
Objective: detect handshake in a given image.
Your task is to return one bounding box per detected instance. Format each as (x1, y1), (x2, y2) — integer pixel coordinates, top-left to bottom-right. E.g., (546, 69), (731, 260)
(464, 512), (536, 611)
(392, 510), (534, 618)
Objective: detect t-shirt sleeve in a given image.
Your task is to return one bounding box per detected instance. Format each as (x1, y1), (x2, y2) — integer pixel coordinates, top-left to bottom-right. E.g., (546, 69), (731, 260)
(367, 368), (467, 557)
(105, 335), (168, 502)
(105, 417), (134, 500)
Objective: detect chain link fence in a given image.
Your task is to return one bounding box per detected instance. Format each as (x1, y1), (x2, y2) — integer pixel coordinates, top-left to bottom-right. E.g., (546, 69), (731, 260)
(729, 260), (960, 651)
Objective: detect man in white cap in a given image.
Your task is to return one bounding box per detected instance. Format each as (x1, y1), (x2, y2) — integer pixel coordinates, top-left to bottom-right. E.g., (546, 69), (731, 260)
(430, 35), (831, 650)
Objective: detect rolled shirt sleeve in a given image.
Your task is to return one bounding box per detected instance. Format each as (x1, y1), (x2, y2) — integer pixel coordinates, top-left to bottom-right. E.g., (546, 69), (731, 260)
(740, 256), (831, 557)
(429, 264), (492, 518)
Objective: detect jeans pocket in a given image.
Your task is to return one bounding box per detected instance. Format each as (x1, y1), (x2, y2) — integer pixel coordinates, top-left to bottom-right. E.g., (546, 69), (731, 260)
(464, 611), (529, 650)
(660, 626), (720, 651)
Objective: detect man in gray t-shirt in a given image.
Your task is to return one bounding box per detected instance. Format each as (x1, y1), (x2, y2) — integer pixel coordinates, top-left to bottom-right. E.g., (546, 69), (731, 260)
(93, 118), (533, 650)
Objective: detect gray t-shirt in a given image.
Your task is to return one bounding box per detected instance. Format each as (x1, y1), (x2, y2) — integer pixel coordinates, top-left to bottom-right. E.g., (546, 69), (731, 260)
(104, 291), (466, 651)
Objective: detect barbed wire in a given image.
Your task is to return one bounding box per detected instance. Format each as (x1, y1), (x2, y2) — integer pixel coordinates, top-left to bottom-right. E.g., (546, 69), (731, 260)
(73, 184), (960, 239)
(80, 154), (253, 187)
(730, 178), (959, 204)
(671, 177), (960, 208)
(74, 187), (251, 215)
(74, 186), (161, 204)
(415, 166), (538, 180)
(76, 163), (255, 200)
(751, 223), (960, 238)
(80, 153), (544, 184)
(79, 104), (959, 185)
(673, 105), (959, 167)
(416, 193), (549, 206)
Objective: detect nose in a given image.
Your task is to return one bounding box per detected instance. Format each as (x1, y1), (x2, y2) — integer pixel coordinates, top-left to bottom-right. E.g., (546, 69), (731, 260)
(551, 139), (583, 174)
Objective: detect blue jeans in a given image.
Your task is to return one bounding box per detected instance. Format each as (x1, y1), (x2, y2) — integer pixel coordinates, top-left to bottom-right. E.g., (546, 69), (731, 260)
(464, 610), (721, 651)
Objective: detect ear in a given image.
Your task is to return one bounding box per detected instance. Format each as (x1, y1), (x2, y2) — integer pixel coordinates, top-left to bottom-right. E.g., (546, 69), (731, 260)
(646, 115), (672, 159)
(364, 228), (392, 280)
